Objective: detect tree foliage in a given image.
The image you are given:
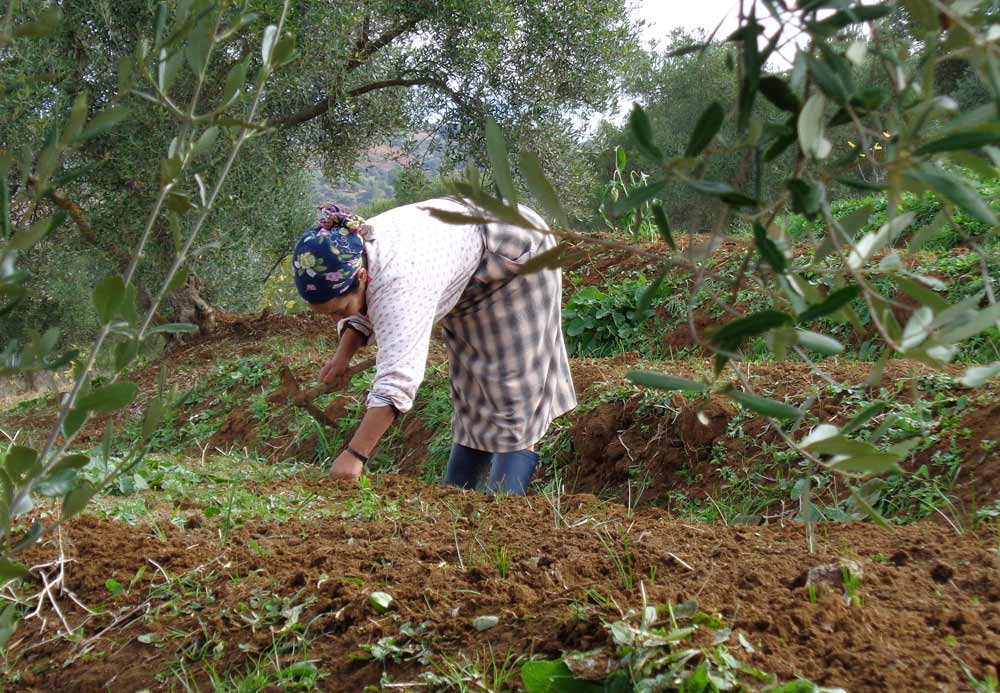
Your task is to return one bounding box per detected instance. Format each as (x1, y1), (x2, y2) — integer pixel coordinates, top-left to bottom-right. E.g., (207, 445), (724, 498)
(0, 0), (636, 345)
(0, 0), (298, 620)
(432, 0), (1000, 551)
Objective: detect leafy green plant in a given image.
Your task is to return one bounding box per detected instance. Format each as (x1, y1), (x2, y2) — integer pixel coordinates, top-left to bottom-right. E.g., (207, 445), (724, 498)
(342, 477), (399, 522)
(563, 276), (671, 356)
(359, 621), (432, 665)
(598, 146), (664, 241)
(521, 599), (835, 692)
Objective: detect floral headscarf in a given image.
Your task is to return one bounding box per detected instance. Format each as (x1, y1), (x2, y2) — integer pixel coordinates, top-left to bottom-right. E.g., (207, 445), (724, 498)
(292, 204), (367, 304)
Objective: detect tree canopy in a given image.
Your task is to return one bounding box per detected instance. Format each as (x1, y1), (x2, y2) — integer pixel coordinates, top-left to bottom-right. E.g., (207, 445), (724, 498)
(0, 0), (636, 343)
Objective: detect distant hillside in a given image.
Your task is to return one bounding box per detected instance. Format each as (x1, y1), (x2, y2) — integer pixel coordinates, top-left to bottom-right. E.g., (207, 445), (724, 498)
(311, 135), (445, 209)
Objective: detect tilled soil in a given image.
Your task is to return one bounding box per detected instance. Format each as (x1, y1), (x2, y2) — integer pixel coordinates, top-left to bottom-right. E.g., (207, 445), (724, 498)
(8, 477), (1000, 691)
(564, 358), (1000, 509)
(4, 306), (999, 691)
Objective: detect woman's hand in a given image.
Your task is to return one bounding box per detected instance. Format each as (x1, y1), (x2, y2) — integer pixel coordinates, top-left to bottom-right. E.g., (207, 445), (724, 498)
(329, 449), (364, 481)
(326, 407), (396, 483)
(319, 354), (351, 389)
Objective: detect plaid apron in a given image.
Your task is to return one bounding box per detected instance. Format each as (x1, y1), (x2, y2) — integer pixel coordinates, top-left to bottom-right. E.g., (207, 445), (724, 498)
(440, 221), (577, 452)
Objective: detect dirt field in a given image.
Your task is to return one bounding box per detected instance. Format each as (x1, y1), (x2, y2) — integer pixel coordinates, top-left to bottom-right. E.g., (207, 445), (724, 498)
(11, 477), (1000, 691)
(2, 302), (999, 690)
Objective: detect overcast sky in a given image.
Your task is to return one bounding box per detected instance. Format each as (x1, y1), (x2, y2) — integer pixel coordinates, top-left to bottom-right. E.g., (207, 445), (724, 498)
(593, 0), (777, 124)
(634, 0), (743, 45)
(633, 0), (807, 64)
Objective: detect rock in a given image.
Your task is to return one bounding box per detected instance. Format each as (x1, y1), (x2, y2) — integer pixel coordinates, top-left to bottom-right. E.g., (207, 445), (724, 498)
(564, 649), (618, 680)
(472, 615), (499, 631)
(803, 559), (864, 589)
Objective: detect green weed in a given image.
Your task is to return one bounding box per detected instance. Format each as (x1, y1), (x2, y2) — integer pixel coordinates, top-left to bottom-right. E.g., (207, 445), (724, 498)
(841, 567), (863, 608)
(807, 584), (819, 605)
(236, 589), (317, 634)
(494, 545), (512, 579)
(595, 527), (635, 592)
(537, 472), (567, 529)
(521, 598), (817, 691)
(342, 477), (400, 521)
(562, 276), (671, 356)
(420, 646), (524, 692)
(408, 364), (454, 483)
(358, 621), (433, 666)
(960, 660), (999, 693)
(200, 640), (321, 692)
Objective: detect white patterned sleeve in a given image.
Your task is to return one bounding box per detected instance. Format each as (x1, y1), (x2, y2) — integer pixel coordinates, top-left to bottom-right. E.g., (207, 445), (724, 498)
(364, 272), (447, 413)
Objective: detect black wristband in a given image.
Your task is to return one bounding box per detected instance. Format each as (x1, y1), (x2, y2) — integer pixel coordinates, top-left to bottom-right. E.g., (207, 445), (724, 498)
(346, 446), (369, 466)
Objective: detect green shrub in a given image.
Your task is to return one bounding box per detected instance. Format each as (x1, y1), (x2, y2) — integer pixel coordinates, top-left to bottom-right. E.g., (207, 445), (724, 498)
(782, 173), (1000, 251)
(563, 276), (670, 356)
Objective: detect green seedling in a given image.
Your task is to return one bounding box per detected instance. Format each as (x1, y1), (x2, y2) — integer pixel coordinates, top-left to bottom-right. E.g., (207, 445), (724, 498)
(596, 527), (635, 592)
(807, 584), (819, 605)
(842, 567), (863, 608)
(494, 545), (512, 579)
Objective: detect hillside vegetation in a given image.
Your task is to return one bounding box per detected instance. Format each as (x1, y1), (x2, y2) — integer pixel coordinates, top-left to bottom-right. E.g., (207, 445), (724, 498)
(2, 0), (1000, 691)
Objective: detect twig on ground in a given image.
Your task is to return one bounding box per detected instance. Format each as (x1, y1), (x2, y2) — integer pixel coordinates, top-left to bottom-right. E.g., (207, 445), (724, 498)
(666, 552), (695, 572)
(22, 528), (92, 637)
(453, 525), (466, 571)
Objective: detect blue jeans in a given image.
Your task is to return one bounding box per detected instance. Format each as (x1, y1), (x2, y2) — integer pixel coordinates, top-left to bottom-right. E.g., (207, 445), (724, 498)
(443, 443), (539, 495)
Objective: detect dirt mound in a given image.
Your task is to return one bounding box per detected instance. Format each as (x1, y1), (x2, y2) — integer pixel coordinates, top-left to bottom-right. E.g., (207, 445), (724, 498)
(202, 309), (324, 343)
(0, 311), (332, 441)
(661, 308), (715, 353)
(566, 393), (732, 503)
(9, 476), (1000, 691)
(676, 396), (736, 451)
(562, 359), (1000, 515)
(937, 399), (1000, 512)
(565, 234), (753, 289)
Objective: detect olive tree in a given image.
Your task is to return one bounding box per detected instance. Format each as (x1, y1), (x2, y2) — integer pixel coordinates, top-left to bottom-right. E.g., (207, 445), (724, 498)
(1, 0), (638, 346)
(0, 0), (296, 638)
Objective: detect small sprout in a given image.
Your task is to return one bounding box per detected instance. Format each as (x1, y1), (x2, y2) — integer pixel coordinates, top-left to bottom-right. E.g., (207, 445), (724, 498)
(369, 591), (393, 613)
(842, 567), (863, 608)
(473, 615), (499, 631)
(105, 578), (124, 597)
(494, 545), (511, 578)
